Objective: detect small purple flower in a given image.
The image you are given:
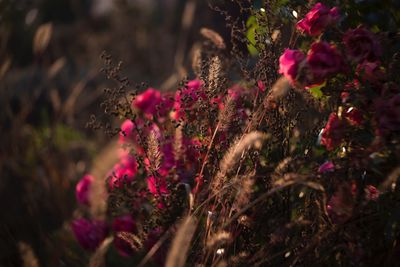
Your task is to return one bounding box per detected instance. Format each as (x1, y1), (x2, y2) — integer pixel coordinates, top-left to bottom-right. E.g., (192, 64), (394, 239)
(71, 218), (109, 251)
(318, 161), (335, 173)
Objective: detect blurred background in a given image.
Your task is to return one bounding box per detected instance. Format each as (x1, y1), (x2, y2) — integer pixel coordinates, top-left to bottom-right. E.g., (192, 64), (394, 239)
(0, 0), (231, 266)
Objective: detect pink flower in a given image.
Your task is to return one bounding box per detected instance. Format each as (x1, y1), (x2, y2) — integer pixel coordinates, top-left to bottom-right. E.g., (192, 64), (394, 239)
(119, 119), (135, 144)
(307, 41), (344, 85)
(320, 112), (347, 151)
(344, 107), (363, 126)
(278, 49), (306, 84)
(296, 3), (340, 36)
(147, 176), (169, 196)
(171, 80), (205, 120)
(318, 161), (335, 173)
(132, 88), (162, 115)
(365, 185), (380, 201)
(112, 215), (137, 257)
(108, 155), (138, 190)
(75, 174), (93, 206)
(343, 26), (381, 63)
(71, 218), (109, 251)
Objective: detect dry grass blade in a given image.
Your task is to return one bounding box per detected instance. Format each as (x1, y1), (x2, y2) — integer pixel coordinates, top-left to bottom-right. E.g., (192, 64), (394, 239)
(18, 242), (39, 267)
(191, 44), (203, 76)
(88, 237), (113, 267)
(200, 28), (226, 49)
(180, 182), (195, 212)
(208, 56), (223, 95)
(90, 139), (120, 219)
(266, 76), (291, 103)
(165, 216), (198, 267)
(206, 231), (232, 248)
(211, 132), (269, 199)
(117, 232), (143, 251)
(220, 131), (269, 176)
(231, 171), (256, 211)
(147, 130), (161, 172)
(33, 23), (53, 55)
(174, 124), (183, 161)
(218, 95), (235, 131)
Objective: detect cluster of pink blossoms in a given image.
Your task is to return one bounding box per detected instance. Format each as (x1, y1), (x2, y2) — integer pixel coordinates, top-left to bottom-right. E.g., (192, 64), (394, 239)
(71, 78), (257, 253)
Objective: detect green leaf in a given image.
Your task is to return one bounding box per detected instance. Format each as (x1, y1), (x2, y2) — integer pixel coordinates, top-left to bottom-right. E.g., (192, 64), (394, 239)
(308, 81), (326, 99)
(246, 25), (259, 56)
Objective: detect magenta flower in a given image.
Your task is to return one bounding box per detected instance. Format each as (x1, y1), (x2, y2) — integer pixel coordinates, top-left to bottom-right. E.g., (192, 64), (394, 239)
(171, 79), (205, 120)
(112, 215), (137, 257)
(278, 49), (306, 84)
(343, 26), (381, 63)
(318, 161), (335, 173)
(320, 112), (347, 151)
(365, 185), (380, 201)
(71, 218), (109, 251)
(296, 3), (340, 36)
(132, 88), (162, 115)
(108, 155), (138, 190)
(307, 41), (344, 85)
(119, 119), (135, 144)
(147, 176), (169, 196)
(75, 174), (94, 206)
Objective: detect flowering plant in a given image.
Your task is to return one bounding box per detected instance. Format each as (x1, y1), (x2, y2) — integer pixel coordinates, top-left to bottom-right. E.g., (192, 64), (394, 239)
(71, 1), (400, 266)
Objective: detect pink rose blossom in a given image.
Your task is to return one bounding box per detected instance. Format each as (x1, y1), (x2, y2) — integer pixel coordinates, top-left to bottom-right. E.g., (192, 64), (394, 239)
(296, 3), (340, 36)
(343, 26), (381, 63)
(278, 49), (306, 84)
(71, 218), (109, 251)
(307, 41), (344, 85)
(132, 88), (162, 115)
(112, 215), (137, 257)
(75, 174), (94, 206)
